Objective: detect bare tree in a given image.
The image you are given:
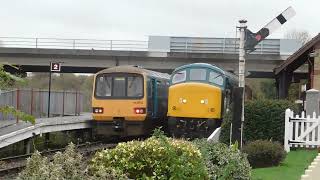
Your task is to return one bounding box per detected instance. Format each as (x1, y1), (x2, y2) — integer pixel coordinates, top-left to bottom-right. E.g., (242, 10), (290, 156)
(285, 29), (311, 45)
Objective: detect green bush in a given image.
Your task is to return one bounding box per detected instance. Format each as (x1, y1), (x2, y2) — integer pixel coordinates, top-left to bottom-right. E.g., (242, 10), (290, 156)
(193, 139), (251, 180)
(242, 140), (286, 168)
(17, 143), (126, 180)
(89, 131), (208, 179)
(220, 99), (297, 144)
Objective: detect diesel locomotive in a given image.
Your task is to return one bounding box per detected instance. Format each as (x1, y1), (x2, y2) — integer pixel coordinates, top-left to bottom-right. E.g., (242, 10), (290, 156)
(167, 63), (238, 138)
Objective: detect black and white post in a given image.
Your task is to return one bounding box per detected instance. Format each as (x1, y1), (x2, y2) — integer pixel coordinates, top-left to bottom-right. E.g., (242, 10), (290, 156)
(238, 19), (247, 149)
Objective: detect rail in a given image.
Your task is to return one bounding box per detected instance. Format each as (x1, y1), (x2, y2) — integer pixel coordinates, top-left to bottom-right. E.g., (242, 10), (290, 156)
(0, 37), (148, 51)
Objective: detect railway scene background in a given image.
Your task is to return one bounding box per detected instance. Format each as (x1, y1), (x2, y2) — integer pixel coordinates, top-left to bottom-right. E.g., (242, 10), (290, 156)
(1, 0), (320, 179)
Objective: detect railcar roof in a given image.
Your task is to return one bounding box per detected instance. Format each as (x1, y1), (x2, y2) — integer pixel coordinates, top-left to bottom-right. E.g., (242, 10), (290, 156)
(173, 63), (225, 73)
(173, 63), (238, 80)
(96, 65), (170, 80)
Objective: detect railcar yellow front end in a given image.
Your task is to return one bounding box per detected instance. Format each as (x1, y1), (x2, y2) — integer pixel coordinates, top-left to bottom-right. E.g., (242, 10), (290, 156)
(92, 72), (149, 137)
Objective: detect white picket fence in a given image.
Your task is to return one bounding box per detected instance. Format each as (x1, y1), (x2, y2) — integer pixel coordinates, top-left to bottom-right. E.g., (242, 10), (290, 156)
(284, 109), (320, 152)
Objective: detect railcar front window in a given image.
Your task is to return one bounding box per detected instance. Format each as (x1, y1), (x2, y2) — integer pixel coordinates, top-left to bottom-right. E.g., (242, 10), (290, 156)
(190, 69), (207, 81)
(113, 77), (126, 97)
(127, 76), (143, 97)
(95, 74), (143, 98)
(209, 71), (224, 86)
(96, 76), (112, 96)
(172, 70), (186, 84)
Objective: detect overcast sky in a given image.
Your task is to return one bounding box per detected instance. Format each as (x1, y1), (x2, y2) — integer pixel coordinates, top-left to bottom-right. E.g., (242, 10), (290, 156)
(0, 0), (318, 40)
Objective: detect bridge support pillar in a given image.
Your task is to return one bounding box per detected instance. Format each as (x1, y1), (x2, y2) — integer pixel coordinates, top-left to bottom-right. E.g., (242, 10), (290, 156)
(24, 138), (32, 154)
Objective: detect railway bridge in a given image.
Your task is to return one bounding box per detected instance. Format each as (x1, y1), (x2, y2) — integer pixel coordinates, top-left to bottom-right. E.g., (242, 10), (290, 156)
(0, 36), (303, 78)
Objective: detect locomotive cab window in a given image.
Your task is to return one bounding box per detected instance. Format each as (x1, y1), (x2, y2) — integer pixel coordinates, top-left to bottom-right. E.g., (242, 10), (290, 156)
(172, 70), (186, 84)
(209, 71), (224, 86)
(189, 69), (207, 81)
(95, 74), (143, 99)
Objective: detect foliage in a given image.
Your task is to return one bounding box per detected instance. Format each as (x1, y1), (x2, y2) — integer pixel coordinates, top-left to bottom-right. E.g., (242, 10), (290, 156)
(19, 73), (93, 111)
(193, 139), (251, 180)
(0, 65), (34, 124)
(260, 79), (277, 99)
(17, 143), (126, 180)
(219, 106), (233, 145)
(284, 29), (311, 45)
(220, 99), (296, 145)
(16, 151), (51, 180)
(242, 140), (286, 168)
(0, 105), (35, 124)
(252, 150), (317, 180)
(244, 99), (297, 143)
(89, 131), (207, 179)
(246, 79), (277, 99)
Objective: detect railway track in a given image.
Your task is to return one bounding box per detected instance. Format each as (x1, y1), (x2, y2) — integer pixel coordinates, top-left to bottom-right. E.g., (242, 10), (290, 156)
(0, 142), (116, 177)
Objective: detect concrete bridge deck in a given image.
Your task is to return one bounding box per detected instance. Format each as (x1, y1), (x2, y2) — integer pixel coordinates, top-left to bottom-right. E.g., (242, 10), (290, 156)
(0, 114), (92, 149)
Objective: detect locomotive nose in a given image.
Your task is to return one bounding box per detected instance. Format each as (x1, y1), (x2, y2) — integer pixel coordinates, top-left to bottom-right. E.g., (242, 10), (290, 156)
(167, 82), (222, 119)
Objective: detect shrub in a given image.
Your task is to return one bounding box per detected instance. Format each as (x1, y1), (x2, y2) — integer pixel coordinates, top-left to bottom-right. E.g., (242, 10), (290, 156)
(193, 139), (251, 180)
(242, 140), (286, 168)
(17, 143), (126, 180)
(220, 99), (297, 144)
(89, 131), (208, 179)
(219, 107), (233, 145)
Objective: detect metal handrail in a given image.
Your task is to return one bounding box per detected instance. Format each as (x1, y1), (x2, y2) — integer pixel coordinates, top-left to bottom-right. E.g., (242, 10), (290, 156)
(0, 37), (148, 51)
(170, 38), (280, 54)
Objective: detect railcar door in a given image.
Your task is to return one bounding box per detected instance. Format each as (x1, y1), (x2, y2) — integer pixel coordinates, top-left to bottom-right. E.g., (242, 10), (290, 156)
(147, 78), (158, 118)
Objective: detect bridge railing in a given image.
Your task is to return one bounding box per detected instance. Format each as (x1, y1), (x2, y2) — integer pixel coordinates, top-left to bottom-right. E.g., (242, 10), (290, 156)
(0, 37), (148, 51)
(169, 37), (280, 54)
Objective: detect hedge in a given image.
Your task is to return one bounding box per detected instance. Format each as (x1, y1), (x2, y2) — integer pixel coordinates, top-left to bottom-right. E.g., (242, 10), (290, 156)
(193, 139), (251, 180)
(220, 99), (297, 144)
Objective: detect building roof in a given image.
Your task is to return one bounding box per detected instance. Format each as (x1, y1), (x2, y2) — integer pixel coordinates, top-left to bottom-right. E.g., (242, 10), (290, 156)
(274, 33), (320, 75)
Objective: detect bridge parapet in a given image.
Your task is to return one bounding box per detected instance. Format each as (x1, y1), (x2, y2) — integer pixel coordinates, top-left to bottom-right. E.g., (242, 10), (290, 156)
(0, 37), (148, 51)
(149, 36), (302, 55)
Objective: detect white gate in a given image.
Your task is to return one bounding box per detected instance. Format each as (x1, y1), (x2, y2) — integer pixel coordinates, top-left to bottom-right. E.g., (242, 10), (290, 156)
(284, 109), (320, 152)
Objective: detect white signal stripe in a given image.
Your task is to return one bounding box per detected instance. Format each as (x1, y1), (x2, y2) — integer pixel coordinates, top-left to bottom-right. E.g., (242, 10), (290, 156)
(263, 6), (296, 35)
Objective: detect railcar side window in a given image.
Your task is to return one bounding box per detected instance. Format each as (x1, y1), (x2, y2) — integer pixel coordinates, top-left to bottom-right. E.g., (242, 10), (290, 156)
(209, 71), (224, 86)
(172, 70), (186, 84)
(96, 76), (112, 96)
(127, 76), (143, 97)
(190, 69), (207, 81)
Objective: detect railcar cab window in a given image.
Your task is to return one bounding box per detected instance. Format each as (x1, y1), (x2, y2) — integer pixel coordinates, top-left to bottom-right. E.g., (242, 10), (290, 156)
(95, 74), (143, 98)
(172, 70), (186, 84)
(189, 69), (207, 81)
(209, 71), (224, 86)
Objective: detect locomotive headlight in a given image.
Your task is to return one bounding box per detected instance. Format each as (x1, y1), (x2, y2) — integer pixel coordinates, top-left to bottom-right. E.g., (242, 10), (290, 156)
(200, 100), (205, 104)
(182, 99), (187, 103)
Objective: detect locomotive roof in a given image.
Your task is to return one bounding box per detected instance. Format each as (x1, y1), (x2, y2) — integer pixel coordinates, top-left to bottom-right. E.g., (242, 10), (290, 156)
(96, 65), (170, 80)
(173, 63), (238, 84)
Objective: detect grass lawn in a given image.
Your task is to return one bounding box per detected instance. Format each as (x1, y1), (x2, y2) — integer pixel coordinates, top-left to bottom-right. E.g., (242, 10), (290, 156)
(252, 149), (318, 180)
